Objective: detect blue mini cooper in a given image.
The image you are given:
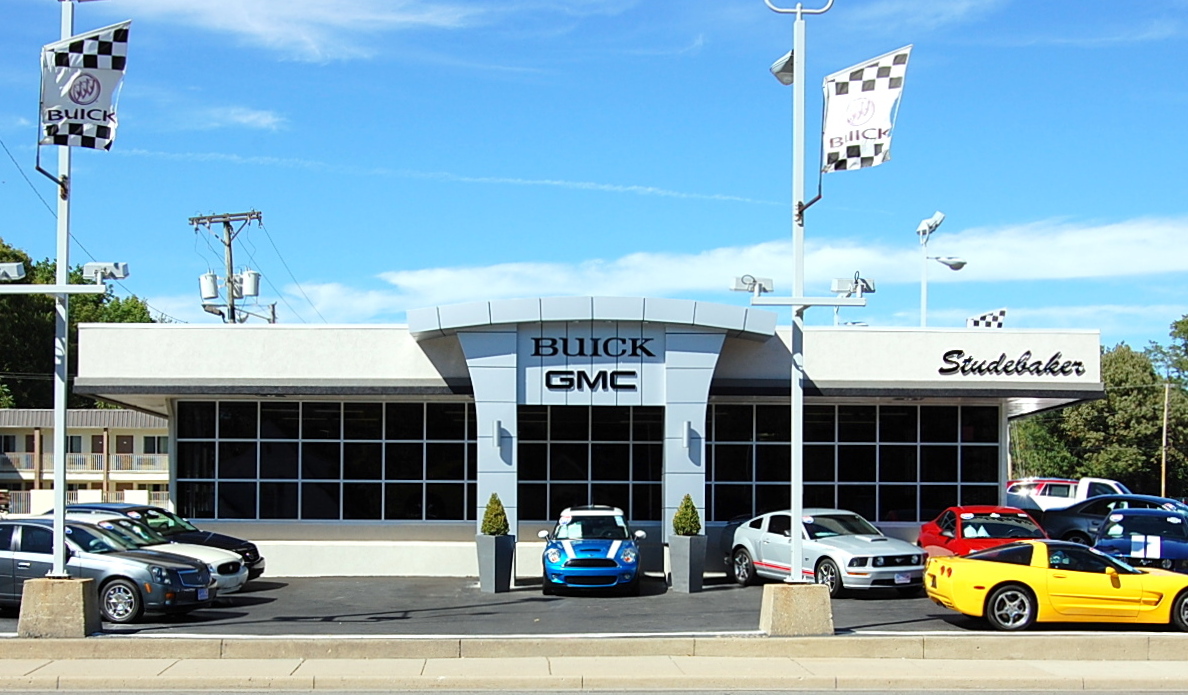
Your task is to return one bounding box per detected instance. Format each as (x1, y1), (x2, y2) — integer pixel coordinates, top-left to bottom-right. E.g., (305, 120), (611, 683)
(538, 505), (646, 595)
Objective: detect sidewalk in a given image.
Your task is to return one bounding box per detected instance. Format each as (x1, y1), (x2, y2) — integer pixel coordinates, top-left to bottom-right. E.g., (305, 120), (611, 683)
(1, 634), (1186, 691)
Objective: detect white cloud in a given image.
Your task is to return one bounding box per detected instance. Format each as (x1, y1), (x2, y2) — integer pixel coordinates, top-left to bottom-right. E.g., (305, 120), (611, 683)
(110, 0), (485, 61)
(100, 0), (639, 63)
(841, 0), (1008, 33)
(199, 107), (286, 131)
(251, 215), (1188, 324)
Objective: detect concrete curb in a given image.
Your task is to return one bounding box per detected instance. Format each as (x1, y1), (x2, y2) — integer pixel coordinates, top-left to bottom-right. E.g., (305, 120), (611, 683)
(2, 655), (1188, 691)
(2, 633), (1186, 660)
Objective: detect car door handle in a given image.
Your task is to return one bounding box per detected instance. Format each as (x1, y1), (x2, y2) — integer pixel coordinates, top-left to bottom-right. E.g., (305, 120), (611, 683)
(1052, 573), (1068, 579)
(17, 562), (31, 569)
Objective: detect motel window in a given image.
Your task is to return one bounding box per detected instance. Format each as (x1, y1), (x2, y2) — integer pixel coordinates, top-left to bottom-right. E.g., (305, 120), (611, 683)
(143, 436), (169, 455)
(706, 403), (1000, 523)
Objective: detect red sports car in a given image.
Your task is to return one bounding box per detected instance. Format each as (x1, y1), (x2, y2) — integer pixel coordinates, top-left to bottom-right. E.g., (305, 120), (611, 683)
(919, 506), (1046, 558)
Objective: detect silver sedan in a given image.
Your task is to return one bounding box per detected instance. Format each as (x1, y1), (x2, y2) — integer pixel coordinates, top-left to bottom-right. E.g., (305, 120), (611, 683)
(726, 507), (925, 597)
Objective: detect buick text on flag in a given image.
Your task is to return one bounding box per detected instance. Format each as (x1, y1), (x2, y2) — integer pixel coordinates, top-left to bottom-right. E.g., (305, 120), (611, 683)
(821, 45), (911, 173)
(39, 20), (131, 151)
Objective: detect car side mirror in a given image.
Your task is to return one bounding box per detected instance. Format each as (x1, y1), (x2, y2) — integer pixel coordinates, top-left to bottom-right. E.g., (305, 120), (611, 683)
(1105, 566), (1118, 576)
(537, 529), (550, 540)
(941, 529), (955, 539)
(633, 530), (646, 540)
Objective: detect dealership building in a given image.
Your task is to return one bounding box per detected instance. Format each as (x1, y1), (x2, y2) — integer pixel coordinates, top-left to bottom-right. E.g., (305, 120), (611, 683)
(73, 296), (1102, 576)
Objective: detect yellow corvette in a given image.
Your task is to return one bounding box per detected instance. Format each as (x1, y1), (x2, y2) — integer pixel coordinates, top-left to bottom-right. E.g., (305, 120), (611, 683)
(926, 539), (1188, 631)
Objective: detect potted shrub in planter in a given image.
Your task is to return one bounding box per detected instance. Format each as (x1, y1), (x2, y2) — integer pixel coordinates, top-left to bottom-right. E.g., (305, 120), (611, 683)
(476, 493), (515, 593)
(668, 494), (706, 593)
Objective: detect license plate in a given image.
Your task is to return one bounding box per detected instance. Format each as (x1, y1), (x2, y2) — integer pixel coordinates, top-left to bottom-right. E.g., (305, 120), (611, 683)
(198, 588), (209, 601)
(894, 572), (910, 585)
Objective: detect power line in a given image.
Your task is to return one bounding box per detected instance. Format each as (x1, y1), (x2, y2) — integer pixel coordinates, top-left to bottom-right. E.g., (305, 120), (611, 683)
(0, 136), (55, 217)
(2, 136), (186, 323)
(258, 221), (328, 323)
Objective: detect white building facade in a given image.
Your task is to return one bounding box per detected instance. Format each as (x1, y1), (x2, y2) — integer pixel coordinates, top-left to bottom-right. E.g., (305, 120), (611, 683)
(72, 297), (1102, 576)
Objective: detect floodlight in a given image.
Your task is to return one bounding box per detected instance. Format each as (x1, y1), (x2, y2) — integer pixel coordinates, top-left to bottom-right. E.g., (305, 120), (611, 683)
(770, 51), (794, 85)
(731, 275), (774, 294)
(82, 262), (129, 281)
(0, 262), (26, 282)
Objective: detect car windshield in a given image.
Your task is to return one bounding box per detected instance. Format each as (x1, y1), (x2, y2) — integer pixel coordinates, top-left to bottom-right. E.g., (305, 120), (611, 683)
(960, 514), (1044, 540)
(65, 524), (132, 554)
(125, 508), (200, 536)
(102, 517), (170, 545)
(1102, 515), (1188, 540)
(804, 513), (881, 539)
(554, 515), (630, 540)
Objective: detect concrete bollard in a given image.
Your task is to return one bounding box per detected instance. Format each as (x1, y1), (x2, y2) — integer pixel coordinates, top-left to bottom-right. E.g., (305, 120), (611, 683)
(758, 582), (834, 636)
(18, 577), (101, 638)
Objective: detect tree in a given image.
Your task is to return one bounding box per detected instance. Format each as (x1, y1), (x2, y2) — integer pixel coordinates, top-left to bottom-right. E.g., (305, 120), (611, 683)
(1011, 342), (1188, 497)
(0, 236), (154, 409)
(1149, 315), (1188, 384)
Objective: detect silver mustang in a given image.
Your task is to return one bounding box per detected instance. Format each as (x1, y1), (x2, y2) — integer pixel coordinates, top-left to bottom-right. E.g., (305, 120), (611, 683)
(726, 507), (925, 597)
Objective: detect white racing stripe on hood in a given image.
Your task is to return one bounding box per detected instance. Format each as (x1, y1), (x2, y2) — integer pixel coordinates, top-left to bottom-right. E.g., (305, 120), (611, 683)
(561, 540), (576, 560)
(607, 540), (622, 558)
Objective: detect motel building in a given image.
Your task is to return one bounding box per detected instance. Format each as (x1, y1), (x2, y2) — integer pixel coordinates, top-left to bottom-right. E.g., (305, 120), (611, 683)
(70, 296), (1103, 577)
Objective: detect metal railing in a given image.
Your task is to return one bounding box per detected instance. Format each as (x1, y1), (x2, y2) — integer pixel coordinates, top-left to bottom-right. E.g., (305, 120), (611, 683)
(0, 452), (169, 475)
(1, 489), (173, 516)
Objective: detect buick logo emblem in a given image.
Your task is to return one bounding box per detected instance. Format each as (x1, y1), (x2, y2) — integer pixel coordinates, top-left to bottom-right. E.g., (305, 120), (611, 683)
(69, 73), (101, 106)
(845, 97), (875, 126)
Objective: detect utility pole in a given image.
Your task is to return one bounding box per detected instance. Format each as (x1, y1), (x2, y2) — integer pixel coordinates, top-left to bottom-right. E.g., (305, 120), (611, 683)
(189, 211), (275, 324)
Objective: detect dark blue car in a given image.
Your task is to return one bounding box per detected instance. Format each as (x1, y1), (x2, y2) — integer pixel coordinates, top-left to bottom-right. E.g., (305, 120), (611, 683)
(538, 505), (646, 596)
(1094, 508), (1188, 573)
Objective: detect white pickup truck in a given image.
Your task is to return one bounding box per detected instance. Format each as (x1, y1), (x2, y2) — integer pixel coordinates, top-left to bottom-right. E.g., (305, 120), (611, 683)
(1005, 477), (1131, 512)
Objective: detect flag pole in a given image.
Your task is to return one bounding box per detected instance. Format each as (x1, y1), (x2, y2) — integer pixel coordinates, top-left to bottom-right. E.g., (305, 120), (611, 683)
(47, 0), (77, 580)
(763, 0), (834, 586)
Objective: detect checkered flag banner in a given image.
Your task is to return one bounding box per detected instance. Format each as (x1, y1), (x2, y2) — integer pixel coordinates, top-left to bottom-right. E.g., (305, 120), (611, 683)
(967, 308), (1007, 329)
(821, 45), (911, 173)
(39, 20), (131, 151)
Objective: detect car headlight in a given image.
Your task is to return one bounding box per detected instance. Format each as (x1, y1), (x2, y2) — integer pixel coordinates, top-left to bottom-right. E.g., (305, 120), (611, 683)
(873, 556), (886, 567)
(848, 557), (868, 568)
(149, 565), (172, 585)
(911, 555), (921, 565)
(620, 547), (638, 564)
(545, 548), (562, 564)
(1162, 558), (1175, 570)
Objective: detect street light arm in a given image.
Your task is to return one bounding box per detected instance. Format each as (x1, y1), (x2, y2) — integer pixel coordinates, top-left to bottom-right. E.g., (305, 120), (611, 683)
(765, 0), (834, 14)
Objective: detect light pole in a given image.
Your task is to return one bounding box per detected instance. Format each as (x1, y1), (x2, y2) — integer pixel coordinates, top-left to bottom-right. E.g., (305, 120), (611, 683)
(758, 0), (842, 588)
(916, 212), (965, 327)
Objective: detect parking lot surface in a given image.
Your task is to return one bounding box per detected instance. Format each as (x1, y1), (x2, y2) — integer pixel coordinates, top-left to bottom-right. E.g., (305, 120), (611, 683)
(0, 574), (992, 636)
(3, 573), (1181, 636)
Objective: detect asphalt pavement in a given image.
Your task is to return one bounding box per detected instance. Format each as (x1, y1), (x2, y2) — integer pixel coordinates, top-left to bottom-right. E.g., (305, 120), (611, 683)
(2, 573), (986, 637)
(4, 575), (1188, 691)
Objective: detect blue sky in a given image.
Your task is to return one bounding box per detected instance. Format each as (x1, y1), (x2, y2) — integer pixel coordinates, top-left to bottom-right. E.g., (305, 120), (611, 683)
(1, 0), (1186, 350)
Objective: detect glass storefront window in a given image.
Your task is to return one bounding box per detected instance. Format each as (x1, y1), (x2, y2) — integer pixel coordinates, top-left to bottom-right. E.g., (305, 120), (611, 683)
(517, 406), (664, 522)
(176, 400), (478, 522)
(705, 403), (1001, 523)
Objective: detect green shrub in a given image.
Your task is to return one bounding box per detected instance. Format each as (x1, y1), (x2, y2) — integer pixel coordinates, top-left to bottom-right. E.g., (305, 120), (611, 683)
(481, 493), (510, 536)
(672, 494), (702, 536)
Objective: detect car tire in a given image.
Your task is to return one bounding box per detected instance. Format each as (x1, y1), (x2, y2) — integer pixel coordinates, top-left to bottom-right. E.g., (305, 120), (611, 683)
(622, 574), (641, 597)
(815, 558), (843, 598)
(732, 548), (757, 587)
(541, 574), (556, 596)
(1172, 591), (1188, 632)
(100, 578), (144, 624)
(984, 583), (1036, 631)
(1063, 532), (1091, 545)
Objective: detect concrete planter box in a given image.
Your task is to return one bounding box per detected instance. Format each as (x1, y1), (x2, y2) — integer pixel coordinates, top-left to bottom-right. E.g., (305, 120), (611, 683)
(667, 535), (706, 593)
(476, 534), (516, 593)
